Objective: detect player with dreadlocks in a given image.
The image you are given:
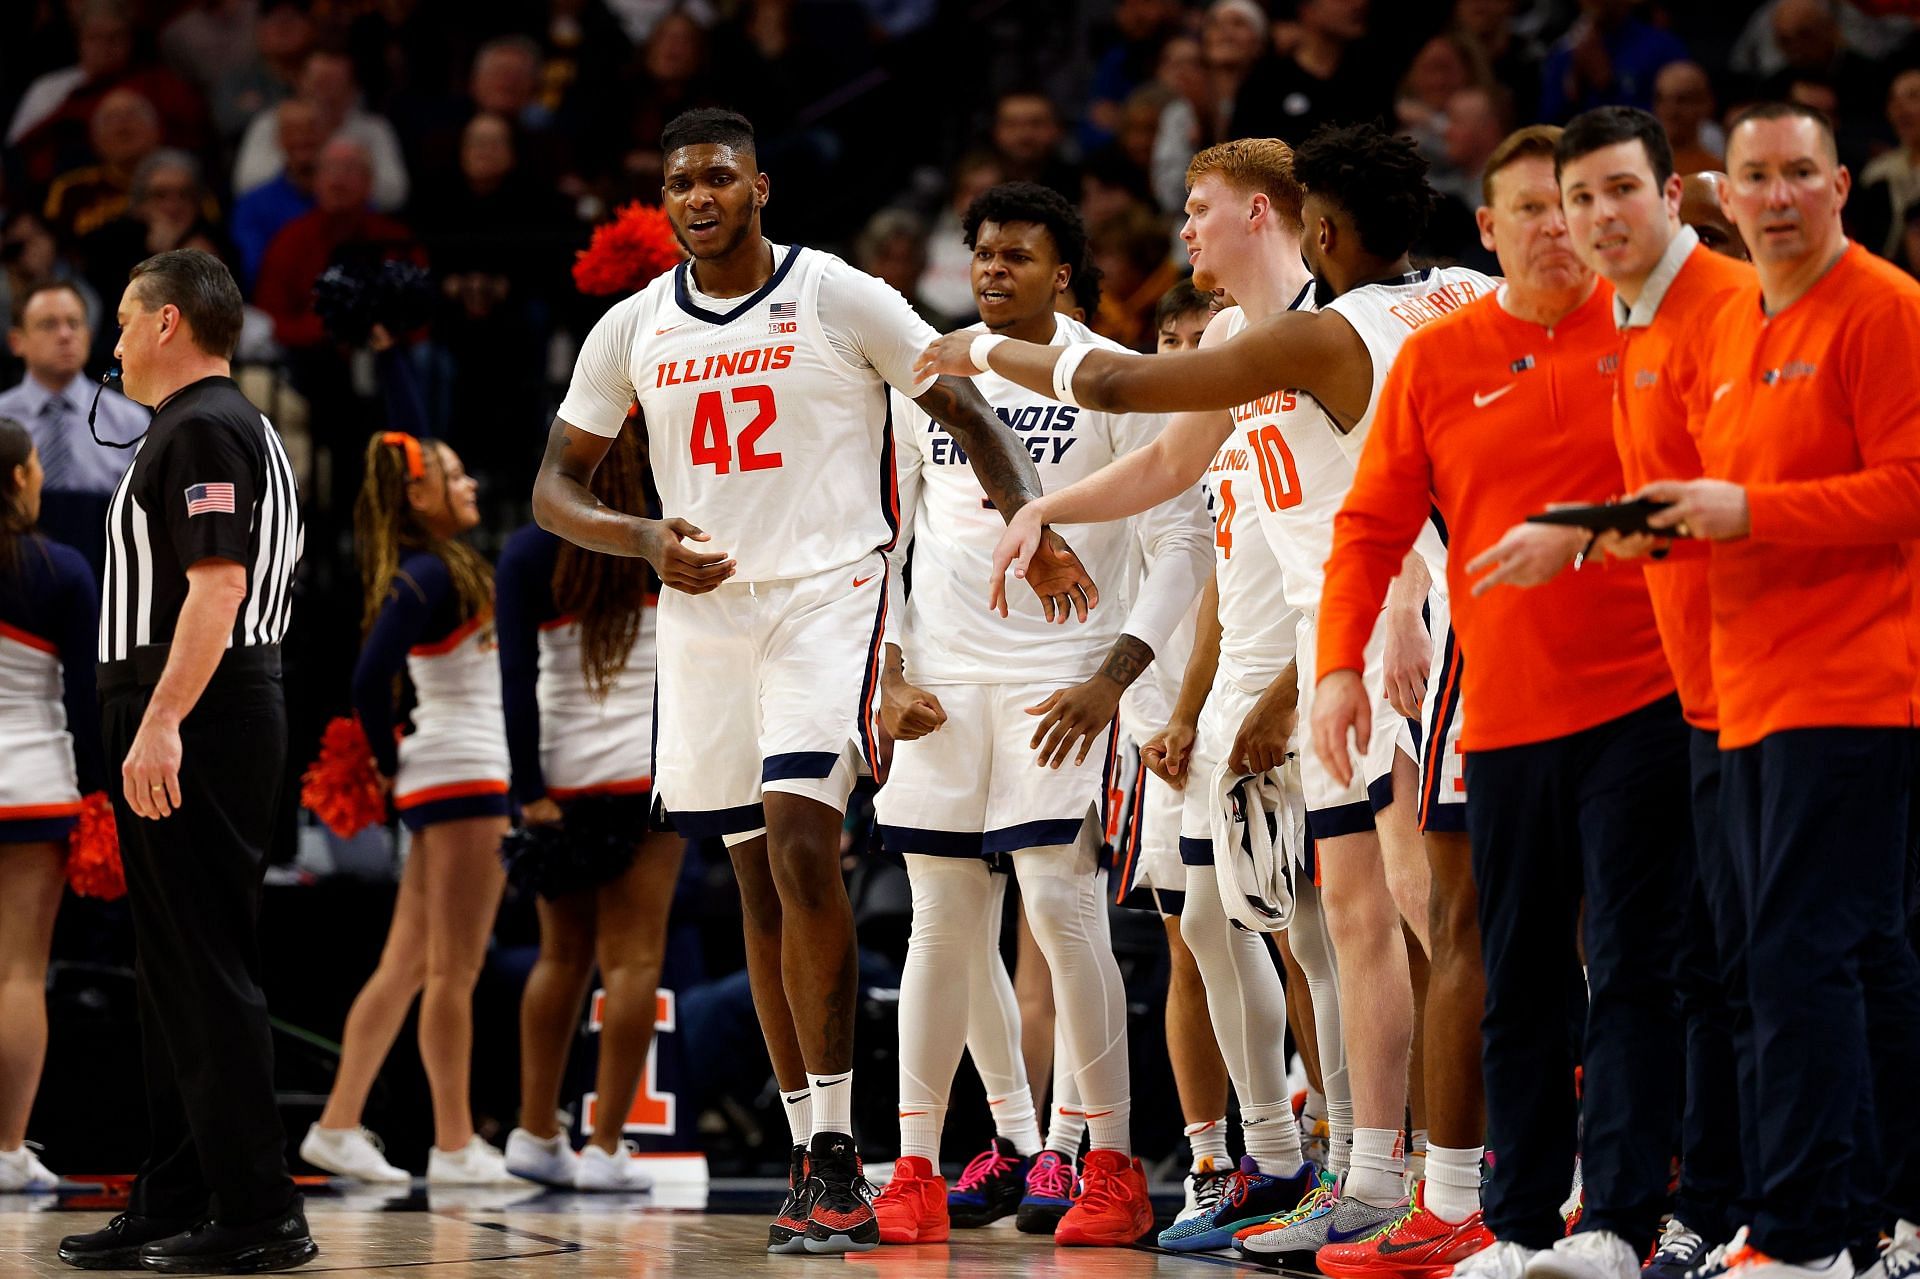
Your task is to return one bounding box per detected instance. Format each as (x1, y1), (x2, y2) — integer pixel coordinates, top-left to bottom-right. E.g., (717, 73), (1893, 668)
(494, 426), (685, 1192)
(299, 432), (518, 1186)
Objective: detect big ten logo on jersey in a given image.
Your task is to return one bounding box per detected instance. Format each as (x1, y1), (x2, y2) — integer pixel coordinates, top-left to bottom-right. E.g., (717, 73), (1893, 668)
(929, 403), (1082, 466)
(580, 988), (679, 1137)
(1387, 277), (1487, 332)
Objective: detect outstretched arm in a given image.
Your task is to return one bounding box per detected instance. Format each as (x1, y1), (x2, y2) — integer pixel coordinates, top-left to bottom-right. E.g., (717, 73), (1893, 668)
(917, 307), (1374, 423)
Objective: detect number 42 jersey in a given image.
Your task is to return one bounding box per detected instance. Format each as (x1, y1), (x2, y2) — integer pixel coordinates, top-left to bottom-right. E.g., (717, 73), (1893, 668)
(558, 242), (938, 582)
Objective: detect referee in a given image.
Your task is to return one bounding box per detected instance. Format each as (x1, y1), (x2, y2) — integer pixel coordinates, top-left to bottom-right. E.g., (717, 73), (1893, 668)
(56, 250), (313, 1274)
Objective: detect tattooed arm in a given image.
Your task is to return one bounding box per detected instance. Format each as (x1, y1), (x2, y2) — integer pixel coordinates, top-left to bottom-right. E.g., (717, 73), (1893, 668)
(531, 414), (736, 594)
(1027, 634), (1157, 769)
(914, 374), (1102, 622)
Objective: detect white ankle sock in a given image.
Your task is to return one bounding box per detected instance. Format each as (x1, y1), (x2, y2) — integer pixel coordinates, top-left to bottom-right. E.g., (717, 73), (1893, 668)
(808, 1071), (852, 1139)
(1327, 1078), (1354, 1175)
(780, 1088), (811, 1146)
(1347, 1127), (1407, 1206)
(1047, 1104), (1086, 1158)
(1410, 1128), (1429, 1183)
(1424, 1143), (1483, 1224)
(898, 1102), (945, 1163)
(1186, 1118), (1228, 1170)
(989, 1087), (1042, 1157)
(1084, 1098), (1132, 1156)
(1242, 1100), (1307, 1174)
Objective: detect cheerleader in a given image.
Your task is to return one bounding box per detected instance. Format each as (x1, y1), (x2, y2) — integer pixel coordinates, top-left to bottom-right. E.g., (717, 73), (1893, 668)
(0, 418), (103, 1191)
(298, 432), (517, 1185)
(493, 426), (682, 1192)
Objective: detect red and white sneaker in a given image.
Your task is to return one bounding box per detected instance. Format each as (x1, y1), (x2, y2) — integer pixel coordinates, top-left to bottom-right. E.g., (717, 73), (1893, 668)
(874, 1156), (949, 1244)
(1317, 1183), (1497, 1279)
(1055, 1149), (1154, 1247)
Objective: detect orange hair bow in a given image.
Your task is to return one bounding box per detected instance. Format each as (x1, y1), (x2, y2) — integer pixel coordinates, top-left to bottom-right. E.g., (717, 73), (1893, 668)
(380, 431), (424, 479)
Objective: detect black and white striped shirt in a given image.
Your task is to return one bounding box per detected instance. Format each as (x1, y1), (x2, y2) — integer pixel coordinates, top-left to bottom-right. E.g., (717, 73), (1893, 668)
(99, 376), (302, 662)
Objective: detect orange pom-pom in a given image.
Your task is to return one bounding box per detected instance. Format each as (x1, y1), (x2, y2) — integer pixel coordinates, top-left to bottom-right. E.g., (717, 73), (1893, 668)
(572, 202), (684, 296)
(66, 792), (125, 901)
(301, 716), (388, 838)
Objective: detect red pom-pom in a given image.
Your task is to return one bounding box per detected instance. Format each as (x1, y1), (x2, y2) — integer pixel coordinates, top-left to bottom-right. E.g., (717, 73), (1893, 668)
(66, 792), (125, 901)
(301, 716), (388, 838)
(572, 202), (684, 296)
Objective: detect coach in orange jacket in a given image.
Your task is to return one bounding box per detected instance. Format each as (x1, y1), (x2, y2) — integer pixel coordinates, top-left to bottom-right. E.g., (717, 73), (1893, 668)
(1637, 103), (1920, 1279)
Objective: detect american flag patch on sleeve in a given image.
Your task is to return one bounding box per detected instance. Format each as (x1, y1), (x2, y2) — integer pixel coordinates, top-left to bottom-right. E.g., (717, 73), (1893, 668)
(184, 482), (236, 516)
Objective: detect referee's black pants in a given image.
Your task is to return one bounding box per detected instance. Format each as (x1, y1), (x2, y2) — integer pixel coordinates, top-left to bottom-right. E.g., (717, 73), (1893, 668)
(103, 655), (296, 1228)
(1674, 729), (1751, 1242)
(1465, 694), (1691, 1253)
(1722, 728), (1920, 1262)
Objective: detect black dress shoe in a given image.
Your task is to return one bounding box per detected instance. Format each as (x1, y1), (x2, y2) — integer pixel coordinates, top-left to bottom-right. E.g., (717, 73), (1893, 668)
(58, 1214), (196, 1270)
(137, 1205), (316, 1275)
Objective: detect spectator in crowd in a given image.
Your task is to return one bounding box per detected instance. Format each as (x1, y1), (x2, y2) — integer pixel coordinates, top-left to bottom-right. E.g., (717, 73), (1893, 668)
(600, 11), (718, 201)
(1082, 136), (1158, 233)
(1453, 0), (1544, 124)
(533, 0), (632, 132)
(158, 0), (257, 99)
(1086, 203), (1179, 351)
(470, 36), (551, 133)
(1231, 0), (1386, 145)
(853, 207), (935, 324)
(42, 88), (163, 244)
(1858, 67), (1920, 259)
(233, 49), (410, 213)
(230, 98), (324, 288)
(1397, 33), (1495, 162)
(988, 90), (1082, 203)
(1083, 0), (1187, 150)
(1728, 0), (1913, 80)
(254, 136), (421, 355)
(1654, 60), (1724, 173)
(9, 1), (137, 144)
(1758, 0), (1888, 168)
(918, 151), (1005, 325)
(1538, 0), (1689, 121)
(0, 213), (102, 390)
(1419, 85), (1510, 273)
(78, 150), (228, 335)
(411, 112), (576, 474)
(1151, 5), (1261, 212)
(0, 280), (146, 574)
(207, 0), (316, 141)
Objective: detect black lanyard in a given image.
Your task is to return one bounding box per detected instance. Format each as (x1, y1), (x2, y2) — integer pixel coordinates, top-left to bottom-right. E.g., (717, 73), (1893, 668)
(87, 367), (146, 450)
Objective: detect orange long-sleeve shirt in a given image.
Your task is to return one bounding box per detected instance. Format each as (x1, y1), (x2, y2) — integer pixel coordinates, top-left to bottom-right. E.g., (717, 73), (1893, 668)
(1318, 281), (1674, 751)
(1613, 237), (1754, 732)
(1695, 242), (1920, 749)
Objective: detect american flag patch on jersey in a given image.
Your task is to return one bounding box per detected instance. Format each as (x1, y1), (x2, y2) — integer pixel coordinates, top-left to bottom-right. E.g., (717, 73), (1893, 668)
(184, 482), (236, 516)
(769, 301), (798, 319)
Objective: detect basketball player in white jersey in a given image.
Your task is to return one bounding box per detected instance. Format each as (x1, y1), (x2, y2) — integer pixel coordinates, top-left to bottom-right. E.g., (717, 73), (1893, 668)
(532, 109), (1098, 1255)
(918, 122), (1496, 1261)
(869, 181), (1211, 1248)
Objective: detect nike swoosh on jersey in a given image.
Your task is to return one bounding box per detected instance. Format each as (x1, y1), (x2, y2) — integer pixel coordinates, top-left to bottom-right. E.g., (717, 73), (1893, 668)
(654, 324), (682, 335)
(1713, 381), (1734, 402)
(852, 574), (876, 589)
(1472, 384), (1517, 408)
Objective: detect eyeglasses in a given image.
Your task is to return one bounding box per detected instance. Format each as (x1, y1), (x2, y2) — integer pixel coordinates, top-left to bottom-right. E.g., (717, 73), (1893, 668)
(25, 317), (87, 333)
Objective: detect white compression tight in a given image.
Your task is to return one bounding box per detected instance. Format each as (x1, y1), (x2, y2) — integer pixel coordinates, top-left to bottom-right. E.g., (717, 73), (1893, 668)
(1181, 865), (1297, 1141)
(1289, 877), (1352, 1172)
(897, 855), (1008, 1161)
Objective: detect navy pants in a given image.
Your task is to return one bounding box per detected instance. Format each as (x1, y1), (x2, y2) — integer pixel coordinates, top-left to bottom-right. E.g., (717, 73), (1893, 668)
(1674, 730), (1750, 1242)
(1721, 728), (1920, 1261)
(1466, 694), (1691, 1252)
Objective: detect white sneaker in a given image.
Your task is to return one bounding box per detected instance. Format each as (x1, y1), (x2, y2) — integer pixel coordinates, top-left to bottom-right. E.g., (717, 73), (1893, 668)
(504, 1128), (578, 1187)
(426, 1136), (525, 1186)
(0, 1144), (58, 1191)
(1528, 1231), (1641, 1279)
(299, 1124), (410, 1183)
(1863, 1221), (1920, 1279)
(1174, 1156), (1229, 1224)
(574, 1143), (655, 1192)
(1452, 1242), (1545, 1279)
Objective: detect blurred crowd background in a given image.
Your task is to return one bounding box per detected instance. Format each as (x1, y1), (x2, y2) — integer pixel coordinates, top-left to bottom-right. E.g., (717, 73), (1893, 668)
(9, 0), (1920, 1181)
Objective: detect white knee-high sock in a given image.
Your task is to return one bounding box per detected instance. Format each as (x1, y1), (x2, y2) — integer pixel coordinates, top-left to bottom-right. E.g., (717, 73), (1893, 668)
(1182, 864), (1295, 1112)
(897, 855), (1002, 1159)
(959, 873), (1043, 1155)
(1289, 879), (1350, 1174)
(1016, 837), (1131, 1156)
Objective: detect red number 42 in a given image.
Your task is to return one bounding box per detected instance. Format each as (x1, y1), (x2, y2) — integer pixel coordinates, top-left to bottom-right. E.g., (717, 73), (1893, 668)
(690, 385), (781, 473)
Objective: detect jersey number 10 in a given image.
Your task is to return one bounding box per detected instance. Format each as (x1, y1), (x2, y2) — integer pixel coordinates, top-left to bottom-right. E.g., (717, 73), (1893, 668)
(1248, 425), (1302, 512)
(690, 385), (781, 473)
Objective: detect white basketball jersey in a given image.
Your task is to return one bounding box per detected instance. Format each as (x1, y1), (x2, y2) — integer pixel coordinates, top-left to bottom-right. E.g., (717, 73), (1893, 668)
(395, 616), (511, 800)
(0, 626), (80, 814)
(1203, 430), (1299, 687)
(890, 313), (1206, 686)
(535, 605), (657, 796)
(1325, 265), (1496, 585)
(558, 244), (938, 583)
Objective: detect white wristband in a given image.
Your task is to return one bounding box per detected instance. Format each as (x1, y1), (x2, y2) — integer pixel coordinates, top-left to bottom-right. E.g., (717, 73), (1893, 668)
(1052, 343), (1095, 408)
(969, 332), (1006, 374)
